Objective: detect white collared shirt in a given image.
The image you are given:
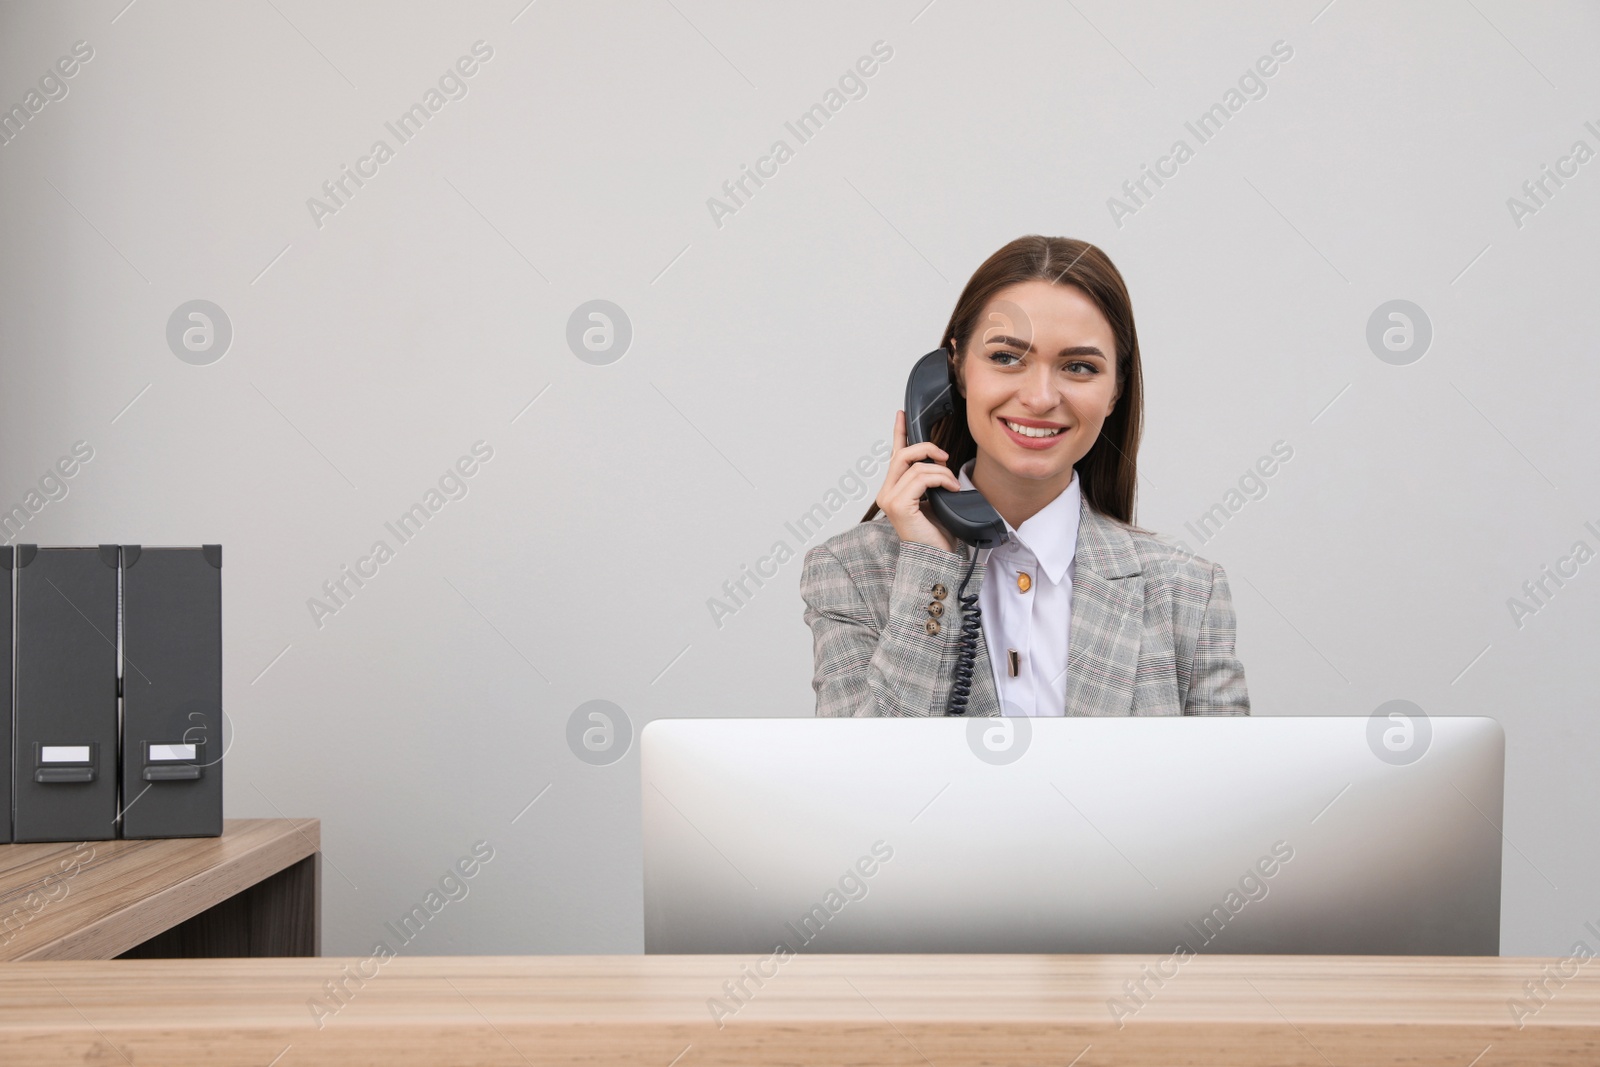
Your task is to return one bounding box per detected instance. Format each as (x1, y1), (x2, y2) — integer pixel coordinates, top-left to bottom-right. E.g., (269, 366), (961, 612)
(957, 458), (1081, 716)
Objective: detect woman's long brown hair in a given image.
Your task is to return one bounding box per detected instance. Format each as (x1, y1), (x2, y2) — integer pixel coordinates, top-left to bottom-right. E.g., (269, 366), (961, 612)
(862, 235), (1145, 527)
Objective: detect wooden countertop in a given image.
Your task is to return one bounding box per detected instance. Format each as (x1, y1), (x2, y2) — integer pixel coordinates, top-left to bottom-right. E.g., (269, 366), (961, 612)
(0, 818), (320, 960)
(3, 952), (1597, 1065)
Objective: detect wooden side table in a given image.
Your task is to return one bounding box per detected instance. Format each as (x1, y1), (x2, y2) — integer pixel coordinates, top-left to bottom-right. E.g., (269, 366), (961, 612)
(0, 817), (320, 960)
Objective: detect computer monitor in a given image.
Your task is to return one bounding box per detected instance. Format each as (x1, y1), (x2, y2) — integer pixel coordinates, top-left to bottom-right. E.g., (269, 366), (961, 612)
(641, 716), (1503, 955)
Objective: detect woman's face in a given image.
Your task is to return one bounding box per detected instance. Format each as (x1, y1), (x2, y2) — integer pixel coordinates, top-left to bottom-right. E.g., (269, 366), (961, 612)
(955, 279), (1120, 490)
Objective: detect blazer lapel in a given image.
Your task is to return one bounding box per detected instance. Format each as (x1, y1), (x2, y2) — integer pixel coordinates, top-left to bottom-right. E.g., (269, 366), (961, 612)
(1060, 497), (1145, 716)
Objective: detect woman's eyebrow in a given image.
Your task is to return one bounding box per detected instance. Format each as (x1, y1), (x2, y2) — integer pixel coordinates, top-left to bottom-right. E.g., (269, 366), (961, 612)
(984, 333), (1106, 358)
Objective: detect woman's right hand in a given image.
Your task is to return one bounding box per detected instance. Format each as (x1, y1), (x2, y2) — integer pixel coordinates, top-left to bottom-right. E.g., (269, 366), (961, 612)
(877, 409), (962, 554)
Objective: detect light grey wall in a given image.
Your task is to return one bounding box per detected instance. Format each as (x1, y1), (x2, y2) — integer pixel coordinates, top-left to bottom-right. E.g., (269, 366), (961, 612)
(1, 0), (1596, 957)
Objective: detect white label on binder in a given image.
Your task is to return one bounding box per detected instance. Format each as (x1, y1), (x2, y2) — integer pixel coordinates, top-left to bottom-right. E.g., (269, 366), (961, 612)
(41, 745), (91, 763)
(149, 743), (197, 761)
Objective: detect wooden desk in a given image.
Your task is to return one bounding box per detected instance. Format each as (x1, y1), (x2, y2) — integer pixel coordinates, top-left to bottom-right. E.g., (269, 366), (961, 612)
(1, 953), (1596, 1065)
(0, 817), (319, 960)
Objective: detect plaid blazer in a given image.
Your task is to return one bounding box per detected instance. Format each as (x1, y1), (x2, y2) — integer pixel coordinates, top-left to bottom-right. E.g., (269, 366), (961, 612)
(800, 496), (1250, 717)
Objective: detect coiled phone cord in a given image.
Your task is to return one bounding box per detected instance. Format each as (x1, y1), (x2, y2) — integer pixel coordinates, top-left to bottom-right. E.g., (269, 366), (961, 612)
(943, 545), (983, 716)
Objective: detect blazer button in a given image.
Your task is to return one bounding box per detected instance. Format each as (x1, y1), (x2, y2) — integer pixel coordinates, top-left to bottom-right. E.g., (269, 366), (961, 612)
(924, 618), (941, 636)
(927, 600), (944, 618)
(931, 583), (948, 600)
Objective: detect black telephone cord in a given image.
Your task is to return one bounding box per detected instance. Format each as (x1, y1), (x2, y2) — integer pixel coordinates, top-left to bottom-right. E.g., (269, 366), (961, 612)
(943, 545), (983, 716)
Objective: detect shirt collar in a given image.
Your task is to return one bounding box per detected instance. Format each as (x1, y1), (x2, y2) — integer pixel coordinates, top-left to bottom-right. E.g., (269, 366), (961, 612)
(957, 458), (1082, 585)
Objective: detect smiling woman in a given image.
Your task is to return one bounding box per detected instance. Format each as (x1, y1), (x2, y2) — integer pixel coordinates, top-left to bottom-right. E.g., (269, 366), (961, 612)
(799, 235), (1251, 719)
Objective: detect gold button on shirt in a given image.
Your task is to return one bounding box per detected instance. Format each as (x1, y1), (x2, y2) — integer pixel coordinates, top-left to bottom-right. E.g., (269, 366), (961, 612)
(1017, 572), (1032, 593)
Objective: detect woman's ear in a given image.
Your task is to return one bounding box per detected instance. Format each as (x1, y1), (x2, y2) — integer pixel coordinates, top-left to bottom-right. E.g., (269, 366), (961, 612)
(947, 339), (964, 397)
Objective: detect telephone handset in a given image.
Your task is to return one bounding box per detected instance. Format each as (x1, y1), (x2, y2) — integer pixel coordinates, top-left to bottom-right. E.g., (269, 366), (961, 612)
(903, 348), (1010, 715)
(904, 348), (1010, 550)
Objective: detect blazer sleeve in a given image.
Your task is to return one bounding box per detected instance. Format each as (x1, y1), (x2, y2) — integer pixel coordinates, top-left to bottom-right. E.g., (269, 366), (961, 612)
(1182, 561), (1251, 715)
(800, 539), (970, 717)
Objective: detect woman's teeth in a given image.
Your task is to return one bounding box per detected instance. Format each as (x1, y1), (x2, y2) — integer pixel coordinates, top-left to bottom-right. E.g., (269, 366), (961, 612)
(1003, 419), (1064, 438)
